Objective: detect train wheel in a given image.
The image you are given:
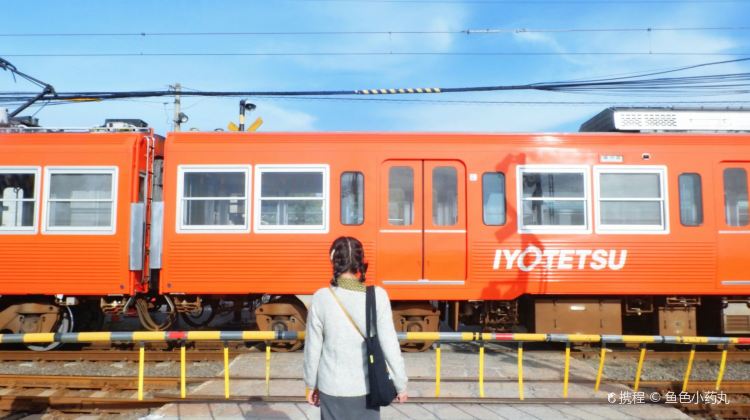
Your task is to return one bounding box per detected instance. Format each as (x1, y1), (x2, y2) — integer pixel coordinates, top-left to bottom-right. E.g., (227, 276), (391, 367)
(27, 306), (74, 352)
(392, 302), (440, 352)
(255, 297), (307, 352)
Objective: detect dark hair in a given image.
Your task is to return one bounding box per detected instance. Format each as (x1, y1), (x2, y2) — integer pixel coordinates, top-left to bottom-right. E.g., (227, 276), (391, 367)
(329, 236), (368, 286)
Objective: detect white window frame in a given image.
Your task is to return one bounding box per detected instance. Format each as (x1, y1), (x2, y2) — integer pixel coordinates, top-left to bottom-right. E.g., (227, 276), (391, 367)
(516, 165), (591, 234)
(42, 166), (118, 235)
(594, 165), (669, 234)
(176, 165), (251, 234)
(254, 164), (329, 234)
(0, 166), (41, 234)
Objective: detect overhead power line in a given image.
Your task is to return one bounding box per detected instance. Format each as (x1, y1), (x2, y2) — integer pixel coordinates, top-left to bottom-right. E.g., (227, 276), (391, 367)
(2, 51), (747, 58)
(2, 57), (749, 107)
(2, 70), (750, 102)
(4, 97), (750, 108)
(2, 26), (749, 37)
(285, 0), (749, 3)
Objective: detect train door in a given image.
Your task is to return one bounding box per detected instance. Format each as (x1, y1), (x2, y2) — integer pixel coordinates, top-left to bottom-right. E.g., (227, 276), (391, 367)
(377, 160), (466, 284)
(716, 162), (750, 286)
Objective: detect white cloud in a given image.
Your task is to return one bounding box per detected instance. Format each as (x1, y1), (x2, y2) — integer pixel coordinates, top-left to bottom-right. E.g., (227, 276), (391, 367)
(267, 3), (471, 74)
(253, 102), (317, 131)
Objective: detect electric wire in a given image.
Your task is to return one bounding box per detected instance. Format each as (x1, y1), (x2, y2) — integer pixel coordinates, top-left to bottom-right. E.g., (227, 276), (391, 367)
(2, 51), (748, 58)
(2, 26), (749, 37)
(285, 0), (748, 4)
(2, 57), (750, 106)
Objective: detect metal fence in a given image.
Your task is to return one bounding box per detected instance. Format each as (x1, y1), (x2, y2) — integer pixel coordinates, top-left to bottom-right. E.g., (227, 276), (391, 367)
(1, 331), (747, 401)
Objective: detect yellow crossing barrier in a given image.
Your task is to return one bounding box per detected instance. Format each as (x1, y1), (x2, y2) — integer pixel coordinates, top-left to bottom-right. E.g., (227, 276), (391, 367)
(594, 344), (607, 392)
(633, 344), (647, 392)
(682, 345), (696, 393)
(1, 330), (744, 402)
(716, 346), (728, 391)
(180, 344), (186, 399)
(434, 343), (441, 397)
(265, 344), (272, 397)
(478, 343), (485, 398)
(224, 344), (230, 399)
(563, 342), (571, 398)
(138, 342), (145, 401)
(518, 342), (524, 401)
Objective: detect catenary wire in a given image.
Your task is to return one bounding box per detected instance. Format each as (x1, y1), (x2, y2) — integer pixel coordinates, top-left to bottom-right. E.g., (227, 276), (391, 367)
(1, 26), (749, 37)
(284, 0), (748, 4)
(2, 52), (749, 58)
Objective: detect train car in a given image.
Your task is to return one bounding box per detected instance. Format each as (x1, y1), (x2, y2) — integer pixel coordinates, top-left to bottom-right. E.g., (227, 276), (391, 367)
(0, 120), (164, 349)
(2, 108), (750, 352)
(158, 108), (750, 350)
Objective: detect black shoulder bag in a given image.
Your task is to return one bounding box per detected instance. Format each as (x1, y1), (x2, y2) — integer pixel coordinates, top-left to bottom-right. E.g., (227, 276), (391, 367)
(364, 285), (398, 408)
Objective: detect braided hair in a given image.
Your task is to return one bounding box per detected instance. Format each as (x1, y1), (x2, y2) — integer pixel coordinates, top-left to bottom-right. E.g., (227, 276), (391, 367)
(329, 236), (368, 286)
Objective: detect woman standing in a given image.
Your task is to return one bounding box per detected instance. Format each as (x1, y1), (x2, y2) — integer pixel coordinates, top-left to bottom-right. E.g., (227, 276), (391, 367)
(304, 236), (408, 419)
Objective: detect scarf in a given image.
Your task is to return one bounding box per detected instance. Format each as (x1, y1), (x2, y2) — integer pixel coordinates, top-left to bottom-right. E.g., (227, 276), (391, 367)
(336, 275), (366, 292)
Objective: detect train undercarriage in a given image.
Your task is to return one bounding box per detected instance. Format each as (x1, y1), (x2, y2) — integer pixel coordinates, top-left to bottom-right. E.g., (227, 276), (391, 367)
(1, 294), (748, 351)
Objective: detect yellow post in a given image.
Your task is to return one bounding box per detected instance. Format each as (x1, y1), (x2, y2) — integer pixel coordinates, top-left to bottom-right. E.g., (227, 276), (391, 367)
(563, 342), (571, 398)
(479, 343), (485, 398)
(633, 344), (647, 391)
(180, 344), (186, 399)
(435, 343), (441, 397)
(265, 343), (271, 397)
(138, 342), (145, 401)
(715, 346), (728, 391)
(594, 344), (607, 392)
(682, 345), (696, 393)
(518, 342), (524, 401)
(248, 117), (263, 132)
(224, 344), (230, 399)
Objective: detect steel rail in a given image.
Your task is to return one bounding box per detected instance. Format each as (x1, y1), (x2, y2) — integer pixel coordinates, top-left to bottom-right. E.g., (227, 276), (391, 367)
(2, 373), (750, 392)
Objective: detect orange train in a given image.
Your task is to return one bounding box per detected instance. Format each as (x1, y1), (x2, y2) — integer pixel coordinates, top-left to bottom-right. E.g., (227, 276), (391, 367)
(1, 108), (750, 350)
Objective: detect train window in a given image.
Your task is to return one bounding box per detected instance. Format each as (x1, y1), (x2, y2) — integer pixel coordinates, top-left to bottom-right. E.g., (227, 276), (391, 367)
(595, 166), (667, 233)
(341, 172), (364, 225)
(0, 168), (39, 233)
(724, 168), (749, 227)
(433, 167), (458, 226)
(518, 166), (588, 233)
(138, 172), (147, 203)
(388, 166), (414, 226)
(482, 172), (505, 225)
(44, 167), (117, 233)
(679, 173), (703, 227)
(254, 164), (329, 233)
(178, 165), (250, 232)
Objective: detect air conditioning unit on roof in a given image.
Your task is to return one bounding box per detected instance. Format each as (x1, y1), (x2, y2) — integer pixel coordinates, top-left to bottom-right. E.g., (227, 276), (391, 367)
(579, 107), (750, 132)
(102, 119), (149, 131)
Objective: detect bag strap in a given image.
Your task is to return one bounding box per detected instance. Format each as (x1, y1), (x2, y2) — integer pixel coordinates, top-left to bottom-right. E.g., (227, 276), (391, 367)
(366, 286), (378, 338)
(329, 287), (365, 339)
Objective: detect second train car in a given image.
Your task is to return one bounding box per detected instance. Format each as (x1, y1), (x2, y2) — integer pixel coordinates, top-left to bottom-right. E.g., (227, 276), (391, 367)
(1, 108), (750, 350)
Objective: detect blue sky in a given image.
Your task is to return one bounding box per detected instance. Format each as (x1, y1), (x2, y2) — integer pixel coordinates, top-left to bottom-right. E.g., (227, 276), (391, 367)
(1, 0), (749, 133)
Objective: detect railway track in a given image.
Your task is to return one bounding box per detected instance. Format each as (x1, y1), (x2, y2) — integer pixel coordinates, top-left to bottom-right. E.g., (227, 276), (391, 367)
(1, 346), (749, 418)
(0, 349), (238, 362)
(0, 395), (617, 415)
(1, 371), (749, 417)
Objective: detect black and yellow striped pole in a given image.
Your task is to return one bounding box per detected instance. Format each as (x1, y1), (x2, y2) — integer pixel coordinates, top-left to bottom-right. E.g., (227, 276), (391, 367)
(238, 100), (256, 131)
(356, 87), (442, 95)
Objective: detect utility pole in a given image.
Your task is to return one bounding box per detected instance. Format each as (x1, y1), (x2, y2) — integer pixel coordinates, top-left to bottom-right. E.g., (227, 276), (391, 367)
(171, 83), (182, 132)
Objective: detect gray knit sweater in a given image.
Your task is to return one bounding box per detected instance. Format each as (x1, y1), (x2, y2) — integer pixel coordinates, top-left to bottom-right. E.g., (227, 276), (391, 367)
(303, 286), (408, 397)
